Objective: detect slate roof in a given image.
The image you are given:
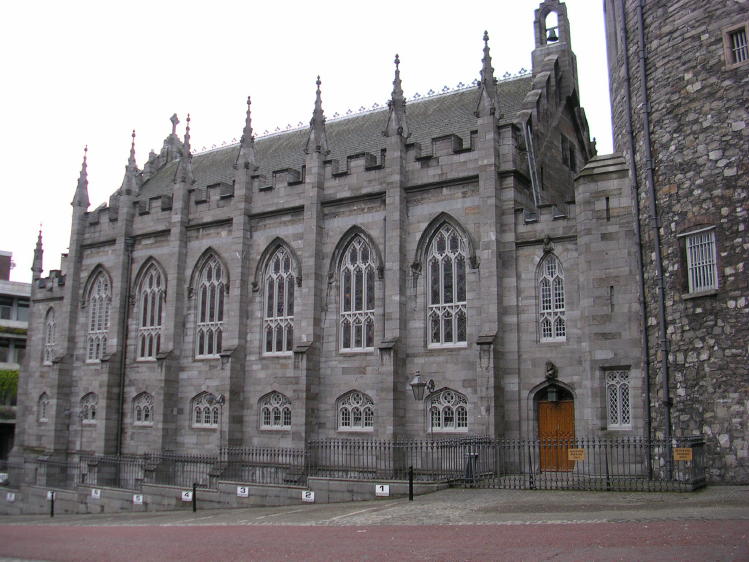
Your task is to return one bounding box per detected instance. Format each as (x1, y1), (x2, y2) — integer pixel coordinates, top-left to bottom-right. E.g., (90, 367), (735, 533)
(138, 75), (532, 199)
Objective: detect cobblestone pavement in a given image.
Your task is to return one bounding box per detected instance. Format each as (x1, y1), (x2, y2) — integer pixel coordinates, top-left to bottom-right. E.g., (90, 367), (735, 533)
(0, 487), (747, 561)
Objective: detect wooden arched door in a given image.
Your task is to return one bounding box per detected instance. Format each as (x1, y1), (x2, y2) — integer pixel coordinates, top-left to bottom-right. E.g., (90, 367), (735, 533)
(537, 386), (575, 471)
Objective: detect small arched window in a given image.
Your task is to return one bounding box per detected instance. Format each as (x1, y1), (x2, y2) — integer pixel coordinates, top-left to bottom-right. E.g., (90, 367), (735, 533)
(38, 392), (49, 422)
(133, 392), (154, 426)
(195, 256), (225, 358)
(259, 391), (292, 430)
(426, 224), (467, 348)
(43, 309), (55, 364)
(263, 247), (295, 355)
(86, 271), (111, 361)
(191, 392), (220, 428)
(137, 264), (165, 359)
(428, 389), (468, 433)
(538, 254), (566, 342)
(337, 390), (375, 432)
(81, 392), (98, 424)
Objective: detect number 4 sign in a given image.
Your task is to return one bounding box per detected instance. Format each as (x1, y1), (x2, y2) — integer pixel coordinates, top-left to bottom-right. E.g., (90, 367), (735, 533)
(181, 490), (193, 502)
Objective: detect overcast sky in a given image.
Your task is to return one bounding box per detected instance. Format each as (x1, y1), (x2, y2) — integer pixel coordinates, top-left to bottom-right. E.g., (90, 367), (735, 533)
(0, 0), (611, 282)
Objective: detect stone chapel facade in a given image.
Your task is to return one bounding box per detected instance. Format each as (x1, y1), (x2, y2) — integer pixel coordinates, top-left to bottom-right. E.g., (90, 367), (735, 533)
(15, 2), (645, 463)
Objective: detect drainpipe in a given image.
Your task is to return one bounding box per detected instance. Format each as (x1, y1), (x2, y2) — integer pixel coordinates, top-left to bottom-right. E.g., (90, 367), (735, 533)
(635, 0), (672, 473)
(115, 237), (135, 456)
(616, 0), (652, 477)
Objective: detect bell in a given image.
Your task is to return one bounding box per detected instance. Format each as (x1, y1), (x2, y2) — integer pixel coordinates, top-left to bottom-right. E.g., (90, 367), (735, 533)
(547, 27), (559, 42)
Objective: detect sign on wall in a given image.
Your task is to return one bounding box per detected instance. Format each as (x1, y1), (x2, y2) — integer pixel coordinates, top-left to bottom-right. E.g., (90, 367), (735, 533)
(302, 490), (315, 503)
(375, 484), (390, 497)
(237, 486), (249, 498)
(567, 448), (586, 461)
(132, 494), (144, 505)
(674, 448), (693, 461)
(91, 489), (101, 500)
(6, 492), (15, 503)
(181, 490), (193, 502)
(0, 473), (8, 484)
(46, 491), (55, 500)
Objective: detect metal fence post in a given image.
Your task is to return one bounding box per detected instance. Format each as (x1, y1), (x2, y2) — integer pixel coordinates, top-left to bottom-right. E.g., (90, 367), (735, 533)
(49, 492), (54, 518)
(192, 482), (197, 512)
(408, 466), (414, 501)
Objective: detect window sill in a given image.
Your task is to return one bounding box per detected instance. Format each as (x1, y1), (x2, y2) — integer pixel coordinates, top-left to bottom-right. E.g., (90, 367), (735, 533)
(339, 348), (375, 355)
(337, 428), (374, 433)
(135, 358), (157, 363)
(191, 425), (218, 430)
(262, 352), (293, 358)
(429, 428), (469, 434)
(260, 426), (291, 432)
(194, 355), (221, 361)
(683, 289), (718, 300)
(540, 338), (566, 344)
(604, 426), (632, 432)
(427, 343), (468, 350)
(133, 423), (154, 428)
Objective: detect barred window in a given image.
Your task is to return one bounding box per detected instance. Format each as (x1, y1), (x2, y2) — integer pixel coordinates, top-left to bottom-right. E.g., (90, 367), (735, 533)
(724, 24), (748, 66)
(43, 308), (55, 364)
(195, 256), (225, 358)
(191, 392), (220, 428)
(264, 248), (294, 355)
(86, 272), (111, 361)
(428, 389), (468, 433)
(340, 236), (375, 351)
(539, 255), (566, 342)
(81, 392), (97, 424)
(337, 391), (374, 431)
(38, 392), (49, 422)
(133, 392), (154, 426)
(427, 225), (467, 348)
(606, 370), (631, 429)
(259, 391), (292, 430)
(137, 264), (164, 360)
(684, 229), (718, 294)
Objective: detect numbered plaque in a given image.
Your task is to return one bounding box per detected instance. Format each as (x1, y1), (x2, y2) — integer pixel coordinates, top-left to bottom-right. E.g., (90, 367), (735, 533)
(181, 490), (193, 502)
(91, 488), (102, 500)
(302, 490), (315, 503)
(132, 494), (144, 505)
(0, 473), (8, 484)
(375, 484), (390, 497)
(46, 491), (55, 500)
(236, 486), (249, 498)
(6, 492), (15, 503)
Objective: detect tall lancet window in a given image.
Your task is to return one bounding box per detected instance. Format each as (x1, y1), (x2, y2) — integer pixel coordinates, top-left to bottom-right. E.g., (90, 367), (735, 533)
(138, 264), (164, 359)
(195, 255), (225, 358)
(427, 224), (467, 348)
(264, 247), (294, 355)
(86, 271), (112, 361)
(539, 254), (566, 341)
(43, 308), (55, 365)
(339, 235), (375, 351)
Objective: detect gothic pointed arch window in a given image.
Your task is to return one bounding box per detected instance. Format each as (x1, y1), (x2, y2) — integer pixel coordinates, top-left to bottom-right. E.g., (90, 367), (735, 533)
(133, 392), (154, 426)
(195, 255), (225, 358)
(81, 392), (98, 424)
(43, 308), (55, 365)
(86, 271), (112, 361)
(259, 391), (292, 430)
(426, 224), (467, 348)
(191, 391), (220, 428)
(339, 235), (376, 351)
(538, 254), (566, 342)
(336, 390), (375, 432)
(263, 247), (295, 355)
(428, 388), (468, 433)
(38, 392), (49, 422)
(137, 263), (165, 360)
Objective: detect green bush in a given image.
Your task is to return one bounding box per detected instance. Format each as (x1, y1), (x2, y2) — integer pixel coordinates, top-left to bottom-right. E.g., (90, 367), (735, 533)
(0, 369), (18, 404)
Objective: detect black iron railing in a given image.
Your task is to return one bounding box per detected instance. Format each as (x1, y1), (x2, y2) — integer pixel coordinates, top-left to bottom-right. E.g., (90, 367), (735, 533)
(18, 436), (705, 493)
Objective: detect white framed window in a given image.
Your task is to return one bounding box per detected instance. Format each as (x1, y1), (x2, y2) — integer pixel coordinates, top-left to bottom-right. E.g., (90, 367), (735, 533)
(191, 391), (220, 428)
(43, 308), (55, 365)
(133, 392), (154, 426)
(723, 23), (749, 68)
(195, 256), (225, 358)
(81, 392), (97, 424)
(683, 228), (718, 294)
(538, 254), (566, 342)
(605, 370), (631, 430)
(428, 388), (468, 433)
(264, 248), (295, 355)
(86, 272), (111, 361)
(137, 264), (164, 360)
(38, 392), (49, 422)
(337, 390), (374, 432)
(259, 391), (292, 430)
(340, 236), (375, 351)
(427, 225), (467, 348)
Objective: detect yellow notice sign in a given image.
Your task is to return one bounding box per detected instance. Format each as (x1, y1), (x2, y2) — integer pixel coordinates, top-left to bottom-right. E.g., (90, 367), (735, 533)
(674, 447), (693, 461)
(568, 448), (585, 461)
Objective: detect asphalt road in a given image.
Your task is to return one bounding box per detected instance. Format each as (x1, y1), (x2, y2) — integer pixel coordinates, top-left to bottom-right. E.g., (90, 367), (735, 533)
(0, 486), (747, 561)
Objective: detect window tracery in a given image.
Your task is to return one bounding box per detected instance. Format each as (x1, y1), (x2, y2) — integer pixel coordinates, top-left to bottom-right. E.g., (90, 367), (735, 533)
(428, 389), (468, 432)
(192, 392), (220, 428)
(195, 256), (225, 358)
(137, 264), (164, 359)
(81, 392), (98, 423)
(539, 255), (566, 341)
(264, 247), (294, 355)
(339, 236), (375, 351)
(133, 392), (154, 426)
(86, 271), (111, 361)
(259, 391), (292, 430)
(43, 308), (55, 364)
(337, 391), (374, 431)
(426, 225), (467, 347)
(38, 392), (49, 422)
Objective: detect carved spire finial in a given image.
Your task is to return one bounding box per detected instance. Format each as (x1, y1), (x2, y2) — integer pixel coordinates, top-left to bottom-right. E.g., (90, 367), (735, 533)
(128, 129), (137, 168)
(72, 145), (90, 208)
(305, 76), (329, 154)
(476, 31), (498, 117)
(385, 54), (410, 138)
(236, 96), (257, 169)
(184, 113), (192, 155)
(32, 226), (44, 280)
(170, 113), (179, 136)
